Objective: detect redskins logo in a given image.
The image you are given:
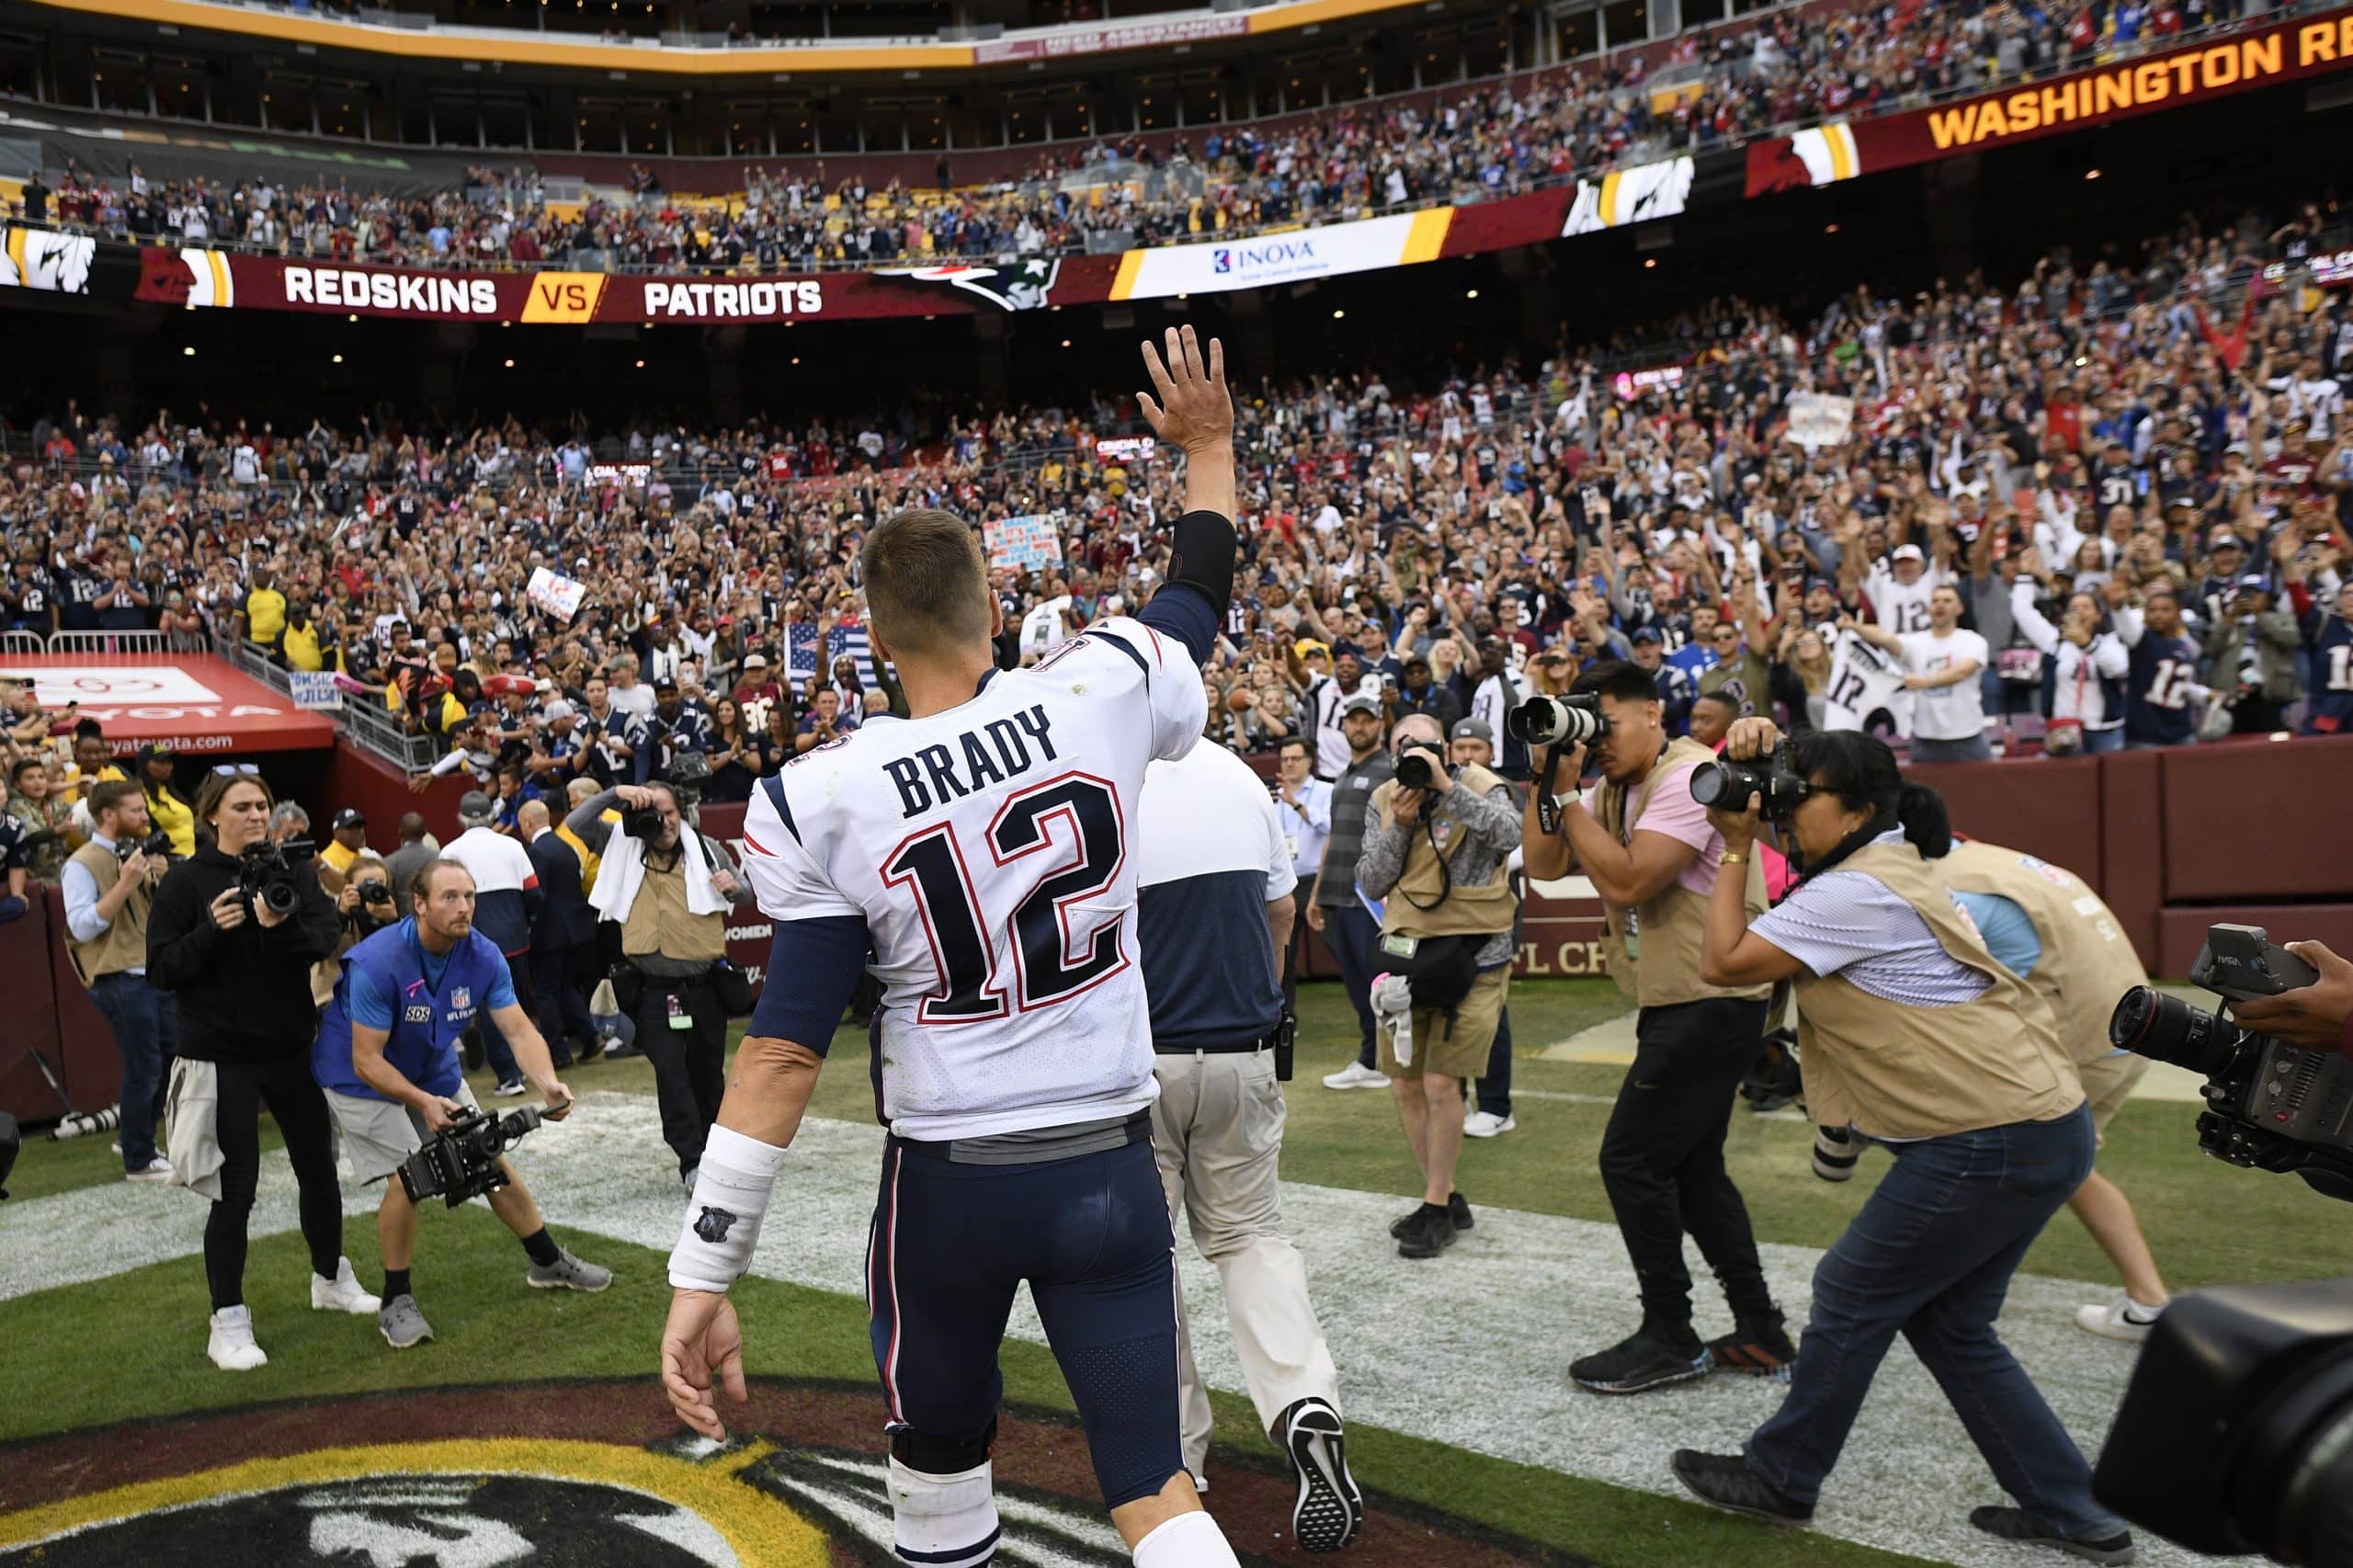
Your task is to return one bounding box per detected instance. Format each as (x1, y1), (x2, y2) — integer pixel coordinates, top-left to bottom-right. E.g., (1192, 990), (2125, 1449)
(0, 1382), (1567, 1565)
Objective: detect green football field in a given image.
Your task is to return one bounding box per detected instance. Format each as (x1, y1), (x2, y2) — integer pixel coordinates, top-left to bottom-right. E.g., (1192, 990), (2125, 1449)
(3, 979), (2337, 1566)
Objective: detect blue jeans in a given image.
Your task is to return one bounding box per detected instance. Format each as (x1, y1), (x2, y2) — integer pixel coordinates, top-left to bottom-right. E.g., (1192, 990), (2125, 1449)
(1320, 903), (1381, 1069)
(2080, 726), (2125, 755)
(89, 972), (177, 1169)
(1909, 732), (1995, 764)
(1745, 1105), (2120, 1541)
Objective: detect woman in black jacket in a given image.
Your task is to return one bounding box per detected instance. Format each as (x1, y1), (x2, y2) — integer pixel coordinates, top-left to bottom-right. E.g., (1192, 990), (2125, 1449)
(148, 769), (375, 1370)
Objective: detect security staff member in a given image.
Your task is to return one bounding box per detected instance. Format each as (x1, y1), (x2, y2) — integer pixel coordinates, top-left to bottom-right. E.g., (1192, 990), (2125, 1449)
(313, 858), (608, 1350)
(1940, 839), (2170, 1341)
(522, 798), (598, 1067)
(566, 781), (749, 1182)
(1270, 736), (1331, 1015)
(1521, 660), (1790, 1393)
(1137, 739), (1362, 1554)
(1304, 694), (1393, 1090)
(63, 779), (175, 1180)
(1356, 712), (1519, 1261)
(1676, 723), (2130, 1565)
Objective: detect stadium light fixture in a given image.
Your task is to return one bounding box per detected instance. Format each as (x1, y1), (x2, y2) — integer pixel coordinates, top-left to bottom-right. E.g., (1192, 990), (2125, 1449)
(1466, 289), (1479, 300)
(1644, 258), (1657, 268)
(2086, 168), (2102, 180)
(791, 357), (801, 365)
(347, 313), (358, 322)
(504, 358), (516, 368)
(1825, 223), (1839, 233)
(635, 358), (645, 368)
(1062, 339), (1073, 347)
(332, 354), (344, 364)
(1333, 310), (1346, 320)
(183, 346), (196, 357)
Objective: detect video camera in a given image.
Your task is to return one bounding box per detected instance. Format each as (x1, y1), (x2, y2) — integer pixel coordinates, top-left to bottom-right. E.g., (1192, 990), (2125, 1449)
(395, 1105), (541, 1208)
(2109, 925), (2353, 1201)
(2092, 1276), (2353, 1563)
(1690, 749), (1809, 819)
(1507, 693), (1608, 749)
(236, 837), (317, 917)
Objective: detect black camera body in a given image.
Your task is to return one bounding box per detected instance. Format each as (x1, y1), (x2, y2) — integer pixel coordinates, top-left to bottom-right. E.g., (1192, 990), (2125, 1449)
(116, 830), (172, 862)
(620, 804), (667, 841)
(356, 877), (394, 909)
(1690, 749), (1809, 819)
(1393, 740), (1449, 793)
(236, 836), (317, 917)
(2109, 924), (2353, 1201)
(1507, 693), (1608, 748)
(395, 1105), (541, 1208)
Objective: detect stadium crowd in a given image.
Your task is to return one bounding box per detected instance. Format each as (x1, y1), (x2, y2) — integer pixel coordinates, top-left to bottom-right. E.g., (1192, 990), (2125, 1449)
(4, 202), (2350, 852)
(11, 0), (2306, 273)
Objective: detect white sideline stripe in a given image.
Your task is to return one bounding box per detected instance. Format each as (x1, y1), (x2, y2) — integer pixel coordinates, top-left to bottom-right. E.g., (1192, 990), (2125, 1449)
(0, 1092), (2223, 1568)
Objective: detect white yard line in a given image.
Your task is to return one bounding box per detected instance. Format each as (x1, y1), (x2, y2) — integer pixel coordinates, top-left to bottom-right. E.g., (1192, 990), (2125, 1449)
(0, 1091), (2224, 1568)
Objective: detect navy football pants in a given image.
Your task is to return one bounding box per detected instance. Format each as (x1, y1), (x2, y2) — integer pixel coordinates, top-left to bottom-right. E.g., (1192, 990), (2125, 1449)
(865, 1134), (1185, 1509)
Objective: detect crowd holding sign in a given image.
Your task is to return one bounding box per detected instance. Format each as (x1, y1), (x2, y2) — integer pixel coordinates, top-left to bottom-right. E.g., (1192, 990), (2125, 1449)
(983, 513), (1067, 572)
(526, 566), (588, 622)
(1785, 392), (1857, 449)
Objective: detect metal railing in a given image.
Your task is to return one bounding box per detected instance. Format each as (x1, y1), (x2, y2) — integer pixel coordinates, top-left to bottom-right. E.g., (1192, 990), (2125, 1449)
(41, 631), (172, 657)
(210, 631), (440, 771)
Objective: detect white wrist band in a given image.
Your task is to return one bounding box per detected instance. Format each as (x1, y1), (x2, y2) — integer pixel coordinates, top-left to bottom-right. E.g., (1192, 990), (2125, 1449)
(667, 1125), (790, 1291)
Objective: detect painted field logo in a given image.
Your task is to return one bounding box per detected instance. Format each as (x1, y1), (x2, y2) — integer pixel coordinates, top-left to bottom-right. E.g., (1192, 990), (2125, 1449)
(0, 1383), (1563, 1567)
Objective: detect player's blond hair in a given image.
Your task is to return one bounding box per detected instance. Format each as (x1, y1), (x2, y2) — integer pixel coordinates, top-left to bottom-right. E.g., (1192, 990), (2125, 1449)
(866, 508), (992, 658)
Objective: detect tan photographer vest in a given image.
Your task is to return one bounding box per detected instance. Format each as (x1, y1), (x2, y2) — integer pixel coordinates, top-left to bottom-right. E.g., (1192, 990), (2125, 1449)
(1593, 736), (1769, 1007)
(1368, 762), (1518, 942)
(65, 841), (156, 985)
(1794, 841), (2083, 1140)
(1939, 840), (2148, 1067)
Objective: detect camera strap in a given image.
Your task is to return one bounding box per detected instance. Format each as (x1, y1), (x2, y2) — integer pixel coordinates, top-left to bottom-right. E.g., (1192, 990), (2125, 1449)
(1535, 744), (1568, 836)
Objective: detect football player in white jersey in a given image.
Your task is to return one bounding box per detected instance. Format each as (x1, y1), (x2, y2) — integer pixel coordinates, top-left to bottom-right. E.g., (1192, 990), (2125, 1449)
(661, 327), (1246, 1568)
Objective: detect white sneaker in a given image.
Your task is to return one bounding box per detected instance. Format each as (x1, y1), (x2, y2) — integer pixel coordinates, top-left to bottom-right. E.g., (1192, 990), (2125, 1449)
(207, 1305), (268, 1370)
(1322, 1061), (1391, 1090)
(1462, 1110), (1517, 1139)
(126, 1156), (173, 1182)
(312, 1256), (382, 1315)
(493, 1077), (528, 1097)
(2075, 1299), (2161, 1343)
(111, 1138), (122, 1154)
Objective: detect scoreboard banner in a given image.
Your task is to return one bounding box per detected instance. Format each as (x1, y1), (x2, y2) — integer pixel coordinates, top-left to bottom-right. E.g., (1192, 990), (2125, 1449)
(1746, 9), (2353, 191)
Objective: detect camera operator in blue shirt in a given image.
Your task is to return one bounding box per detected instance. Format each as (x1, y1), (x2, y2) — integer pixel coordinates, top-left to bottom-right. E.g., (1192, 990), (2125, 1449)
(313, 857), (610, 1351)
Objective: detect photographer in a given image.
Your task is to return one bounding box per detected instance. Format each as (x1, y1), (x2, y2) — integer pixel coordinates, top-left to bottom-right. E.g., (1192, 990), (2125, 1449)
(566, 780), (749, 1183)
(147, 769), (376, 1373)
(1942, 839), (2173, 1341)
(1673, 723), (2129, 1563)
(61, 779), (175, 1180)
(313, 858), (608, 1350)
(1520, 660), (1790, 1392)
(1355, 712), (1519, 1260)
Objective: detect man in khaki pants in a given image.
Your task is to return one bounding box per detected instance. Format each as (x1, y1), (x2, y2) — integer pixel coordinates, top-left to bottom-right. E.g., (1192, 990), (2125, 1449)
(1137, 739), (1361, 1554)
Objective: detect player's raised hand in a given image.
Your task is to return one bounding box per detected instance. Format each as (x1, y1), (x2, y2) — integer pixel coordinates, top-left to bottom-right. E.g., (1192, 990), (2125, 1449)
(1137, 325), (1232, 456)
(661, 1288), (749, 1441)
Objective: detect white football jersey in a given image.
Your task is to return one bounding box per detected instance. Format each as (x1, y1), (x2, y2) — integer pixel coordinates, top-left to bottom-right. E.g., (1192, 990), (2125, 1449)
(1866, 560), (1952, 636)
(739, 617), (1207, 1141)
(1823, 628), (1915, 736)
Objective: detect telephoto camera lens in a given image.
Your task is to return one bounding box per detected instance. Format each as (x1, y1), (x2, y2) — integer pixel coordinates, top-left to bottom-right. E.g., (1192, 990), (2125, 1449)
(1506, 694), (1608, 748)
(2109, 985), (2240, 1077)
(1689, 759), (1754, 811)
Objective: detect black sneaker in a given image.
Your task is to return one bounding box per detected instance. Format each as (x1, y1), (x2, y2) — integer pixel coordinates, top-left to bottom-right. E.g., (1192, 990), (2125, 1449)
(1395, 1204), (1456, 1259)
(1708, 1313), (1798, 1380)
(1572, 1319), (1711, 1394)
(1671, 1450), (1813, 1524)
(1390, 1192), (1473, 1238)
(1970, 1507), (2137, 1563)
(1276, 1398), (1364, 1554)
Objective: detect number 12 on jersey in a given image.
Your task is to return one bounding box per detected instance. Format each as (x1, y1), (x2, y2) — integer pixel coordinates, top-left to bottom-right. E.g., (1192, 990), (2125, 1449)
(882, 773), (1129, 1022)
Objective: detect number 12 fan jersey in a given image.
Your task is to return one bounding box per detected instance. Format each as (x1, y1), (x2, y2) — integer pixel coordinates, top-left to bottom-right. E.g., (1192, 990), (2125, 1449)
(739, 617), (1207, 1142)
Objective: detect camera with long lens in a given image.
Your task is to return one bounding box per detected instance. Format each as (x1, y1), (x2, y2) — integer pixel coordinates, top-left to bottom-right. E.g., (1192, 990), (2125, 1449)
(1394, 739), (1449, 793)
(2092, 1276), (2353, 1562)
(395, 1105), (541, 1208)
(1506, 693), (1609, 748)
(115, 830), (172, 862)
(2109, 924), (2353, 1201)
(1690, 749), (1809, 819)
(236, 836), (317, 917)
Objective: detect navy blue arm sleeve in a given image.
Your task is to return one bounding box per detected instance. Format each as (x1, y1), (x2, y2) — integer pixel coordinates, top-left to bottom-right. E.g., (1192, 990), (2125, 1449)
(745, 915), (870, 1055)
(1139, 583), (1220, 666)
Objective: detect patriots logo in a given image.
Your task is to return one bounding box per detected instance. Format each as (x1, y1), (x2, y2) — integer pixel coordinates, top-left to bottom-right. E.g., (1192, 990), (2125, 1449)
(876, 256), (1063, 312)
(693, 1206), (739, 1244)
